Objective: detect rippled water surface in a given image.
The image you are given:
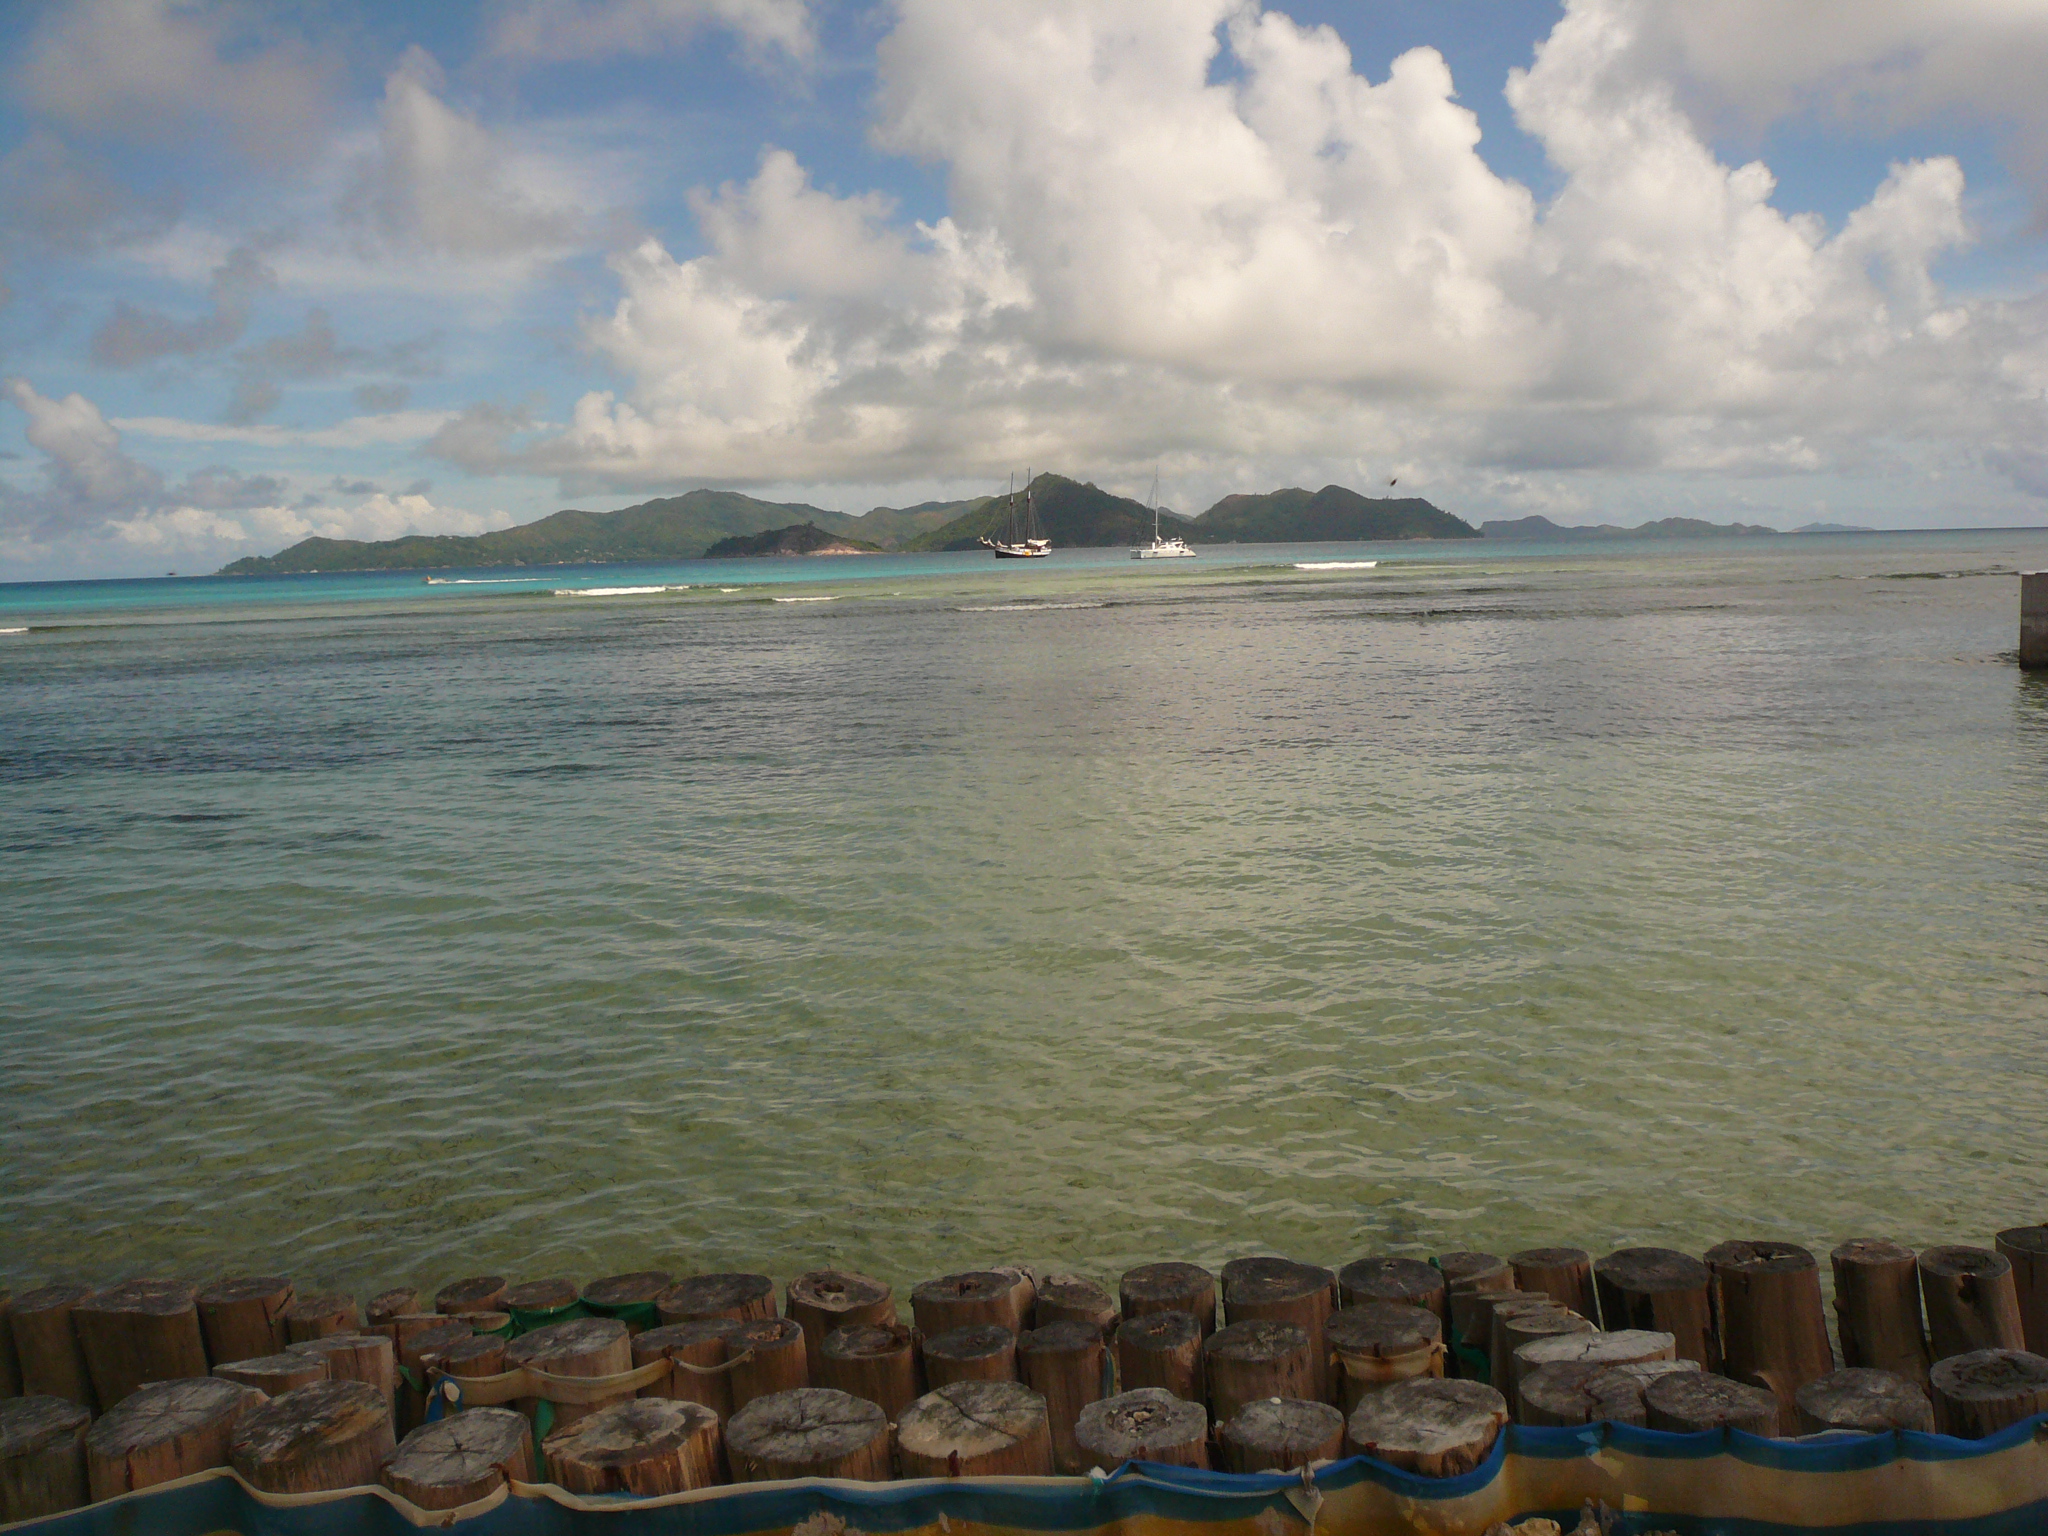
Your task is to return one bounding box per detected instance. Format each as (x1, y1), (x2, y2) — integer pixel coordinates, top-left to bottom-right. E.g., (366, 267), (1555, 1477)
(3, 533), (2045, 1300)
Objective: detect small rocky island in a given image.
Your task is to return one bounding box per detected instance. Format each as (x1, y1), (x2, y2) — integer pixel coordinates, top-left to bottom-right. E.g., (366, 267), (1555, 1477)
(704, 523), (882, 558)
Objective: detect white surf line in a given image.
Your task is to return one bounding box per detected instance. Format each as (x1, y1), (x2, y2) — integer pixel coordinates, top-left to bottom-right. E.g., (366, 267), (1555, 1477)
(552, 585), (689, 596)
(1294, 560), (1379, 570)
(771, 595), (839, 602)
(0, 626), (26, 634)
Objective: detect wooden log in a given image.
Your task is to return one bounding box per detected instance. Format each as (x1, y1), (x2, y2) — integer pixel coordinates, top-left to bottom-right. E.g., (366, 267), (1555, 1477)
(1794, 1368), (1934, 1434)
(1929, 1348), (2048, 1438)
(288, 1334), (397, 1422)
(503, 1318), (632, 1432)
(1338, 1258), (1446, 1332)
(364, 1289), (419, 1335)
(454, 1311), (512, 1337)
(785, 1271), (893, 1363)
(1643, 1372), (1779, 1436)
(430, 1334), (506, 1380)
(395, 1321), (472, 1432)
(0, 1294), (17, 1399)
(231, 1379), (396, 1494)
(633, 1320), (740, 1418)
(581, 1272), (673, 1336)
(74, 1280), (210, 1413)
(1327, 1304), (1443, 1412)
(1516, 1360), (1698, 1428)
(435, 1277), (506, 1316)
(1594, 1248), (1718, 1369)
(1074, 1388), (1207, 1472)
(1, 1397), (90, 1522)
(382, 1407), (533, 1511)
(923, 1324), (1016, 1389)
(1919, 1246), (2026, 1360)
(1204, 1320), (1315, 1428)
(283, 1293), (359, 1344)
(542, 1397), (722, 1495)
(1511, 1248), (1598, 1319)
(911, 1272), (1024, 1337)
(1995, 1227), (2048, 1356)
(213, 1352), (329, 1396)
(85, 1377), (264, 1499)
(1511, 1329), (1674, 1383)
(1343, 1379), (1507, 1477)
(981, 1267), (1040, 1331)
(1490, 1302), (1592, 1411)
(728, 1317), (809, 1411)
(196, 1277), (293, 1366)
(657, 1274), (775, 1327)
(10, 1284), (96, 1409)
(897, 1380), (1052, 1477)
(1034, 1275), (1116, 1334)
(1018, 1321), (1107, 1473)
(1707, 1240), (1835, 1426)
(725, 1388), (890, 1482)
(1438, 1253), (1513, 1379)
(503, 1278), (582, 1335)
(386, 1313), (464, 1356)
(1118, 1263), (1217, 1336)
(817, 1323), (922, 1421)
(1446, 1286), (1539, 1386)
(1223, 1258), (1338, 1400)
(1437, 1252), (1511, 1294)
(1831, 1239), (1931, 1386)
(1117, 1309), (1204, 1402)
(1220, 1398), (1343, 1473)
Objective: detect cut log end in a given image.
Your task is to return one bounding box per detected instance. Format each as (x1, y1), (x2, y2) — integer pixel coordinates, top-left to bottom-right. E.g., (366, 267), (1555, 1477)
(1074, 1389), (1209, 1472)
(502, 1278), (580, 1315)
(897, 1380), (1052, 1478)
(1118, 1263), (1217, 1334)
(86, 1377), (266, 1501)
(435, 1277), (507, 1315)
(658, 1273), (776, 1327)
(1643, 1371), (1779, 1436)
(924, 1323), (1016, 1387)
(230, 1379), (396, 1495)
(725, 1388), (890, 1482)
(1929, 1348), (2048, 1439)
(1337, 1257), (1444, 1316)
(383, 1408), (534, 1510)
(912, 1271), (1025, 1336)
(1034, 1275), (1116, 1333)
(1344, 1379), (1508, 1478)
(283, 1294), (360, 1344)
(1, 1396), (91, 1523)
(542, 1396), (723, 1496)
(1795, 1368), (1935, 1434)
(1221, 1398), (1344, 1473)
(213, 1352), (329, 1396)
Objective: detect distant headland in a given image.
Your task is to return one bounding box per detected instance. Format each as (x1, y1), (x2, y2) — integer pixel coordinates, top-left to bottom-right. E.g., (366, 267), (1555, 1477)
(216, 475), (1799, 574)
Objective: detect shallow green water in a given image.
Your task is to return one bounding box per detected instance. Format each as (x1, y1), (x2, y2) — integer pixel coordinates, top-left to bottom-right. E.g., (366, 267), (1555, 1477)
(2, 534), (2044, 1301)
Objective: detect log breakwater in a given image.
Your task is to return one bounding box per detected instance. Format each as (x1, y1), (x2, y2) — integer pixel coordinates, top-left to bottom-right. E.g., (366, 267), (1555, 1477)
(3, 1228), (2046, 1524)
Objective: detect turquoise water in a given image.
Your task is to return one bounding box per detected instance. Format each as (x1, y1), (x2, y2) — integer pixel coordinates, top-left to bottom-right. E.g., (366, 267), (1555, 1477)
(2, 533), (2045, 1304)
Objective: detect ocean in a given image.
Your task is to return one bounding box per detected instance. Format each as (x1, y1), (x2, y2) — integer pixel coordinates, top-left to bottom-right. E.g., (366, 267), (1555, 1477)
(2, 531), (2044, 1297)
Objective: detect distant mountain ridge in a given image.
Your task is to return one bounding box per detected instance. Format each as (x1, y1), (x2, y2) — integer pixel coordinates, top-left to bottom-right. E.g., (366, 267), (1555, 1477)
(1481, 513), (1780, 539)
(704, 523), (880, 557)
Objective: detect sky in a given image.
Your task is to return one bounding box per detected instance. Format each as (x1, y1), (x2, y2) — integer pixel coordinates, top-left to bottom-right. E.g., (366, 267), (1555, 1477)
(4, 0), (2048, 580)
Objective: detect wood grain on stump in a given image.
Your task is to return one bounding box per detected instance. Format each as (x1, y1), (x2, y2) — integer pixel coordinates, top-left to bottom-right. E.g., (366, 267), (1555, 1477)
(543, 1396), (722, 1495)
(1511, 1249), (1598, 1319)
(1033, 1275), (1116, 1334)
(504, 1318), (632, 1431)
(288, 1334), (397, 1420)
(1117, 1309), (1204, 1403)
(784, 1271), (893, 1365)
(657, 1274), (775, 1327)
(980, 1268), (1041, 1332)
(1511, 1329), (1674, 1382)
(382, 1407), (532, 1510)
(75, 1280), (210, 1414)
(430, 1334), (506, 1381)
(897, 1380), (1052, 1478)
(725, 1387), (889, 1482)
(364, 1290), (420, 1334)
(1491, 1304), (1593, 1413)
(1643, 1372), (1778, 1436)
(817, 1324), (922, 1421)
(284, 1293), (360, 1344)
(2, 1396), (90, 1522)
(1831, 1240), (1931, 1385)
(1204, 1320), (1314, 1427)
(1516, 1360), (1697, 1428)
(1794, 1368), (1934, 1434)
(924, 1323), (1016, 1389)
(504, 1278), (579, 1313)
(1118, 1263), (1217, 1337)
(214, 1352), (328, 1396)
(1706, 1241), (1835, 1426)
(729, 1317), (809, 1411)
(454, 1312), (512, 1337)
(435, 1277), (507, 1316)
(1338, 1258), (1446, 1330)
(1440, 1254), (1513, 1378)
(10, 1284), (96, 1409)
(1921, 1247), (2027, 1361)
(86, 1377), (264, 1500)
(1997, 1227), (2048, 1356)
(398, 1322), (473, 1429)
(1437, 1252), (1511, 1293)
(1221, 1398), (1342, 1473)
(1447, 1287), (1538, 1385)
(1074, 1388), (1207, 1472)
(1343, 1379), (1507, 1477)
(1223, 1258), (1338, 1400)
(1929, 1348), (2048, 1438)
(1019, 1321), (1106, 1473)
(230, 1379), (395, 1494)
(197, 1277), (293, 1366)
(580, 1273), (672, 1335)
(911, 1272), (1024, 1338)
(1594, 1249), (1718, 1369)
(1327, 1304), (1443, 1412)
(633, 1319), (740, 1418)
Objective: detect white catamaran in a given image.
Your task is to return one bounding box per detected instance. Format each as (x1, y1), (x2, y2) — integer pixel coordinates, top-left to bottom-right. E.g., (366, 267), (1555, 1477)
(980, 473), (1051, 558)
(1130, 472), (1195, 559)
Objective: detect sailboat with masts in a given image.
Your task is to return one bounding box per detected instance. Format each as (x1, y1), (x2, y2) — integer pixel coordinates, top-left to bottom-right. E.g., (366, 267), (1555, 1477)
(980, 472), (1051, 558)
(1130, 471), (1195, 559)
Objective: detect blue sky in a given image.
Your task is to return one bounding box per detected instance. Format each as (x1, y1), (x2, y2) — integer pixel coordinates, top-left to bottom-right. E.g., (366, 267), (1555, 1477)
(4, 0), (2048, 578)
